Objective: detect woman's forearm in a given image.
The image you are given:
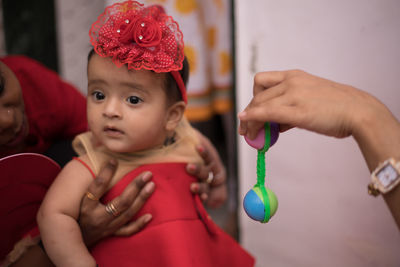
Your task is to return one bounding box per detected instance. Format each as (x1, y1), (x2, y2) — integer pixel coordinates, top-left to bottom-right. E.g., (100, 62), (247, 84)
(352, 95), (400, 229)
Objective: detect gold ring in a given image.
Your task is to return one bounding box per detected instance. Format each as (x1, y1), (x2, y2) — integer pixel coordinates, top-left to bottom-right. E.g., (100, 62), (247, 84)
(85, 191), (99, 201)
(105, 202), (120, 217)
(206, 172), (214, 184)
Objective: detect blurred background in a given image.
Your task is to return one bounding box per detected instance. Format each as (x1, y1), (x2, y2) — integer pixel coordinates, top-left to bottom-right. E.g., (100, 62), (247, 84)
(1, 0), (399, 266)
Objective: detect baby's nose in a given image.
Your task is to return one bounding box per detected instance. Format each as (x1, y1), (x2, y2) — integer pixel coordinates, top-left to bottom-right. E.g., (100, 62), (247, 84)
(102, 99), (122, 119)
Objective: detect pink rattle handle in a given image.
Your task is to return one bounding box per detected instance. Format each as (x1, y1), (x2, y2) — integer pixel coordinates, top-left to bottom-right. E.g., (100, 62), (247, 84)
(244, 122), (280, 150)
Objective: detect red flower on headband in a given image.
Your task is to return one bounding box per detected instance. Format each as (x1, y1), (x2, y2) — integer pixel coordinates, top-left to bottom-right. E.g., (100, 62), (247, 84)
(119, 17), (162, 47)
(89, 0), (184, 73)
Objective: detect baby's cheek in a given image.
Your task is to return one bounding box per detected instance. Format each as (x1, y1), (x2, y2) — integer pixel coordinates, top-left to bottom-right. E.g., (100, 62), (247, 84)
(87, 117), (97, 131)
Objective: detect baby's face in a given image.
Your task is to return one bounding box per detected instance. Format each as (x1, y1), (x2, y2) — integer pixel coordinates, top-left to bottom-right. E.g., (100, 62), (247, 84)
(87, 54), (169, 153)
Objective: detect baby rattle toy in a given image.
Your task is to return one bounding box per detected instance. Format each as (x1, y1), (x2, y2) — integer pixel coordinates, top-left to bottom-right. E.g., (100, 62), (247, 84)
(243, 122), (279, 223)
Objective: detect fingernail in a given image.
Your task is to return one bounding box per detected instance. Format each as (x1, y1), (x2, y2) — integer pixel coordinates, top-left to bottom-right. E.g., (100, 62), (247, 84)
(237, 111), (246, 119)
(144, 214), (152, 223)
(201, 193), (208, 201)
(191, 183), (199, 192)
(142, 171), (152, 182)
(197, 145), (205, 153)
(187, 163), (196, 172)
(145, 182), (155, 193)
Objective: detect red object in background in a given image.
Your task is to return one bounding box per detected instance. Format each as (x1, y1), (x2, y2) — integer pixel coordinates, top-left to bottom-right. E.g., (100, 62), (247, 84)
(0, 55), (88, 157)
(0, 153), (60, 260)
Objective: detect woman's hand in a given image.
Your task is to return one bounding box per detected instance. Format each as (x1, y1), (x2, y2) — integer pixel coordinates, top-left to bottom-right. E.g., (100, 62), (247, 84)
(79, 159), (155, 247)
(238, 70), (379, 140)
(187, 131), (227, 208)
(238, 69), (400, 229)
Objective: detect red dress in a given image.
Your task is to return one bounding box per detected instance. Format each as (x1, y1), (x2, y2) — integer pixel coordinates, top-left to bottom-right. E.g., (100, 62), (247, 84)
(92, 162), (255, 267)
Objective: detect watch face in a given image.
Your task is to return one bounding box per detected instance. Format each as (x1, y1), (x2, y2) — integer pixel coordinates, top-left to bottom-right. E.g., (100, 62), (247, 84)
(376, 163), (399, 187)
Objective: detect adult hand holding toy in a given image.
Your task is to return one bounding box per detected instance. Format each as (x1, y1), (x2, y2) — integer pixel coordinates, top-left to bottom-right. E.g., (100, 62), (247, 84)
(238, 70), (400, 229)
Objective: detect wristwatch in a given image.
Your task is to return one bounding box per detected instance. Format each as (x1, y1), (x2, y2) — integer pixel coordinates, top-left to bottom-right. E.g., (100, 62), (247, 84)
(368, 158), (400, 196)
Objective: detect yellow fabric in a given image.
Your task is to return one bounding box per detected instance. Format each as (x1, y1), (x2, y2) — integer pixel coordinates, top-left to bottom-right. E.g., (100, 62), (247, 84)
(72, 118), (203, 186)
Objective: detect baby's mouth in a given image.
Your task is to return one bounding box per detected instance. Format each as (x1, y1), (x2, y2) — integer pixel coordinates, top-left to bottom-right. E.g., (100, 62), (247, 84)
(104, 126), (124, 136)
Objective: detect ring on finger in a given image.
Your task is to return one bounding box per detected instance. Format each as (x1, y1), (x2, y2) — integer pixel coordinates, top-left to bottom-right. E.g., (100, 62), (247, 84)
(206, 172), (214, 184)
(105, 202), (120, 217)
(85, 191), (99, 201)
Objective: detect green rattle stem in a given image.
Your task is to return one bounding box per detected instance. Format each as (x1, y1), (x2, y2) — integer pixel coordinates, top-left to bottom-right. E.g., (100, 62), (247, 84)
(255, 123), (271, 223)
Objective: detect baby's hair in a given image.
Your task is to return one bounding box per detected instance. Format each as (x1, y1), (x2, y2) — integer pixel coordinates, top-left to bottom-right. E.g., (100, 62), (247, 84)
(164, 56), (189, 104)
(87, 48), (189, 105)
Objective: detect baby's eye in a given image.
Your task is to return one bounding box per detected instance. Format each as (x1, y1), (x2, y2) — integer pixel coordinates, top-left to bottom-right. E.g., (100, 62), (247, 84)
(92, 91), (105, 101)
(126, 96), (142, 105)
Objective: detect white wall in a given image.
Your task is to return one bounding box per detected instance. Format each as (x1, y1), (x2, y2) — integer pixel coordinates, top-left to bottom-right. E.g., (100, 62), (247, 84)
(235, 1), (400, 266)
(55, 0), (104, 93)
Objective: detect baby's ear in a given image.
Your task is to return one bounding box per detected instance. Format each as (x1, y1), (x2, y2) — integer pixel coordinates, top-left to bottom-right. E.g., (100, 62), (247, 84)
(165, 101), (186, 131)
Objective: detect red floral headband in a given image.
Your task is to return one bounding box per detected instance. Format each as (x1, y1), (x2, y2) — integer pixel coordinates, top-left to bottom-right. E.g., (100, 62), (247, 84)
(89, 0), (187, 103)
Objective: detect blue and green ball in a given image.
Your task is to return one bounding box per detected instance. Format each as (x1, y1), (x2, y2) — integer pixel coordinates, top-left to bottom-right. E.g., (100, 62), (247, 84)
(243, 186), (278, 223)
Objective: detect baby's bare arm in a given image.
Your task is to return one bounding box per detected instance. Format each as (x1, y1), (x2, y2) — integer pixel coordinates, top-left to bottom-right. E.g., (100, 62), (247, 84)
(37, 159), (96, 267)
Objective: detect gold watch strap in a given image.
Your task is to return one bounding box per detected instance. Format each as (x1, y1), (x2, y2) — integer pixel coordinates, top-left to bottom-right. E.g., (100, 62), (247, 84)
(367, 183), (380, 197)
